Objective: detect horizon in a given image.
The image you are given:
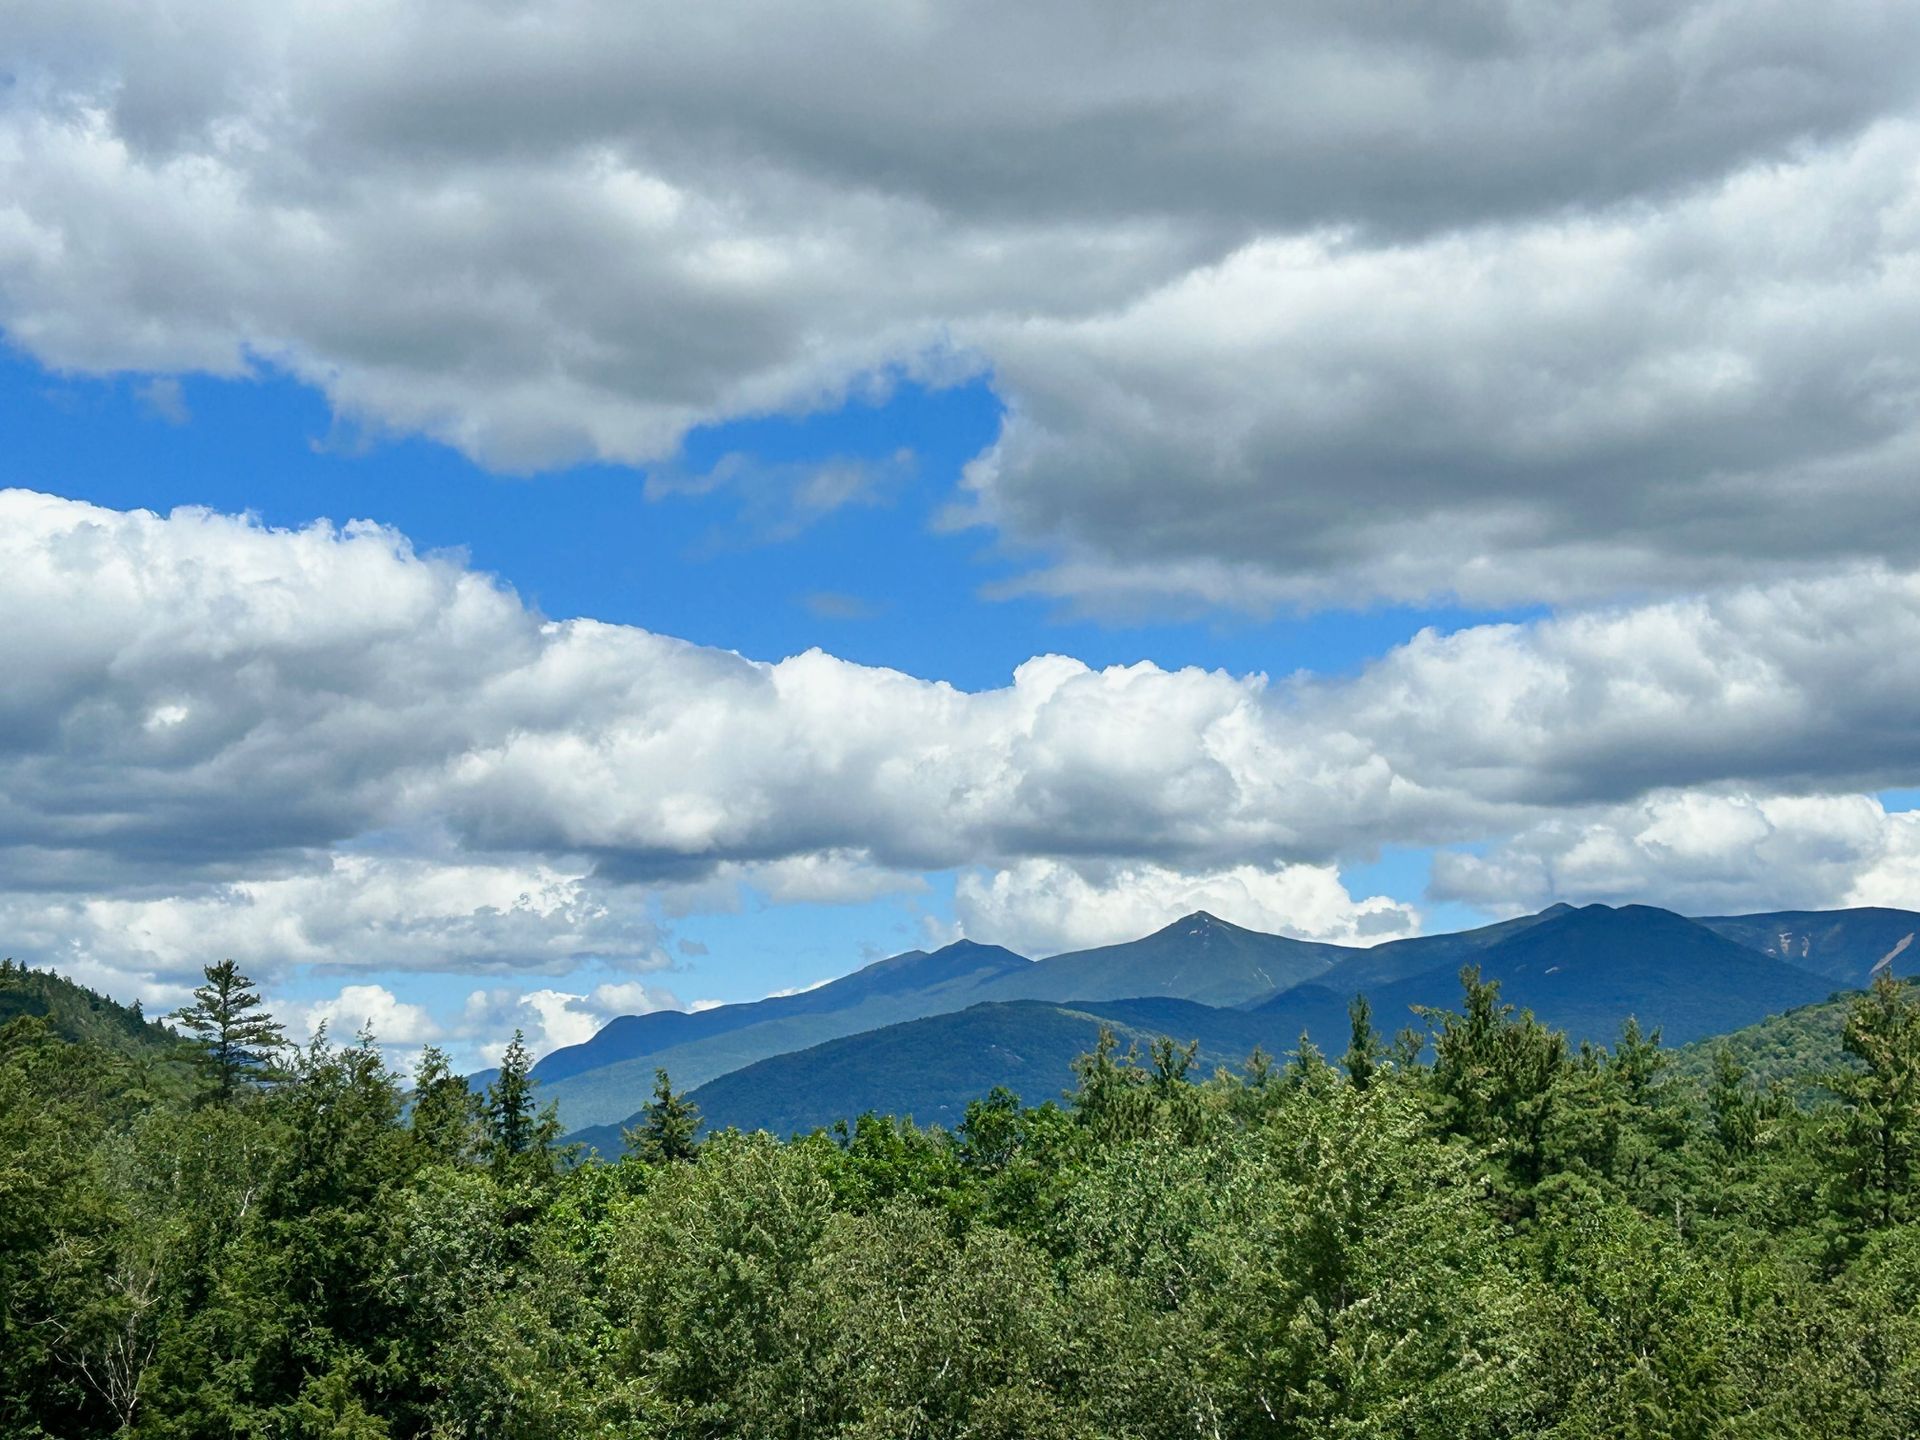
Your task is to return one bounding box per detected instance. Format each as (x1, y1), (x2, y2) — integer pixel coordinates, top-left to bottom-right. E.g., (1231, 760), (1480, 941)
(6, 4), (1920, 1072)
(20, 895), (1916, 1078)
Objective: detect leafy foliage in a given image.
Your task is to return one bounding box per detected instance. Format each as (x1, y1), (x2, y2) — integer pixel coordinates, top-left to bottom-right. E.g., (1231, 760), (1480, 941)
(5, 964), (1920, 1435)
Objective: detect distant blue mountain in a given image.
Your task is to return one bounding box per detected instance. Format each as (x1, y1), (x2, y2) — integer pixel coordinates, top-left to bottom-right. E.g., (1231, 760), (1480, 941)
(1692, 907), (1920, 987)
(1255, 903), (1837, 1050)
(534, 913), (1347, 1131)
(534, 939), (1032, 1129)
(572, 996), (1284, 1150)
(974, 910), (1343, 1007)
(549, 900), (1916, 1147)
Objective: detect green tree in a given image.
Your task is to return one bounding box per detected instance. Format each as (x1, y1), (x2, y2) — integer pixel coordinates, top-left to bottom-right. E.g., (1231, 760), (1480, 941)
(1825, 974), (1920, 1231)
(625, 1068), (701, 1165)
(485, 1031), (537, 1167)
(1707, 1044), (1759, 1157)
(1423, 965), (1567, 1205)
(1343, 993), (1382, 1091)
(171, 959), (287, 1104)
(409, 1045), (480, 1163)
(485, 1031), (562, 1192)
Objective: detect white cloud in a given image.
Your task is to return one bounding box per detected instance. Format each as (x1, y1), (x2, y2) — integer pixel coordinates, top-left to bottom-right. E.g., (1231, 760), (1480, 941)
(135, 376), (189, 425)
(0, 849), (669, 995)
(4, 490), (1920, 985)
(763, 976), (833, 1000)
(1434, 792), (1920, 916)
(294, 983), (440, 1047)
(460, 979), (685, 1065)
(956, 859), (1421, 957)
(967, 124), (1920, 608)
(6, 3), (1920, 605)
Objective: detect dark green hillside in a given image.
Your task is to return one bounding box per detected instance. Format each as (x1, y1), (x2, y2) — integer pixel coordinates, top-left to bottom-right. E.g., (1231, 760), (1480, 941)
(578, 995), (1287, 1147)
(0, 958), (177, 1058)
(1670, 982), (1916, 1090)
(1695, 907), (1920, 986)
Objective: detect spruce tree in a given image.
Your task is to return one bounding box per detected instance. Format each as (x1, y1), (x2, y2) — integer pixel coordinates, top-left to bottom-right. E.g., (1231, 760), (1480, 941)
(1343, 994), (1382, 1091)
(171, 959), (287, 1103)
(485, 1030), (537, 1165)
(1827, 974), (1920, 1230)
(627, 1067), (701, 1164)
(410, 1045), (479, 1162)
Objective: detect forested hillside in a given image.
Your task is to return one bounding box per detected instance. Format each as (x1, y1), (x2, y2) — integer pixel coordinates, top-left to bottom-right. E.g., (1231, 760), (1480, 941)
(0, 958), (178, 1060)
(7, 955), (1920, 1437)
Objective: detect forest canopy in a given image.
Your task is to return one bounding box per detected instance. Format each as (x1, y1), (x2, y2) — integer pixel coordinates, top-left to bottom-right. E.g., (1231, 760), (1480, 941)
(3, 957), (1919, 1438)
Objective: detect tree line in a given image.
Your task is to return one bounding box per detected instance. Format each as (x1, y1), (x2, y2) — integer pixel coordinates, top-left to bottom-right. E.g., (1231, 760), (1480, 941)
(2, 956), (1919, 1437)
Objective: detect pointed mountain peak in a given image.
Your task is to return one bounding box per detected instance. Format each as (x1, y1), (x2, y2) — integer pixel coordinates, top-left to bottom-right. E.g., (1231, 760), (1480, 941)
(1163, 908), (1245, 936)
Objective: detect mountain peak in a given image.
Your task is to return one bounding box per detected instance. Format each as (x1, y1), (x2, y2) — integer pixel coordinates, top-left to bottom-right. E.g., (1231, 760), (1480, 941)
(931, 938), (1025, 962)
(1164, 909), (1244, 937)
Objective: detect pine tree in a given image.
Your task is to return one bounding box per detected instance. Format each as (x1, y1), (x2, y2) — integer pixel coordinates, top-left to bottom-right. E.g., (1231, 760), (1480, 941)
(1706, 1044), (1757, 1157)
(485, 1030), (537, 1166)
(171, 959), (287, 1103)
(410, 1045), (479, 1163)
(1343, 994), (1382, 1091)
(1826, 974), (1920, 1229)
(626, 1067), (701, 1164)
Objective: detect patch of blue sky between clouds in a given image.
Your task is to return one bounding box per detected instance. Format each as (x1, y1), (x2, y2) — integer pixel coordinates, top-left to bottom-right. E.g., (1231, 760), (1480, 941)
(0, 346), (1542, 692)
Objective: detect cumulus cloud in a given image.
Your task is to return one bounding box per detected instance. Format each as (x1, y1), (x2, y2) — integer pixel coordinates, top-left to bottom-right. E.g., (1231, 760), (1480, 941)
(1433, 792), (1920, 917)
(293, 983), (440, 1048)
(8, 491), (1920, 884)
(0, 850), (671, 1002)
(956, 859), (1420, 958)
(968, 125), (1920, 607)
(5, 489), (1919, 988)
(459, 979), (685, 1065)
(6, 3), (1920, 604)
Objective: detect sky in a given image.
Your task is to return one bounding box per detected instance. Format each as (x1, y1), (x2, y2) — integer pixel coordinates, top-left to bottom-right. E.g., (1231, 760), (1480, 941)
(4, 1), (1920, 1069)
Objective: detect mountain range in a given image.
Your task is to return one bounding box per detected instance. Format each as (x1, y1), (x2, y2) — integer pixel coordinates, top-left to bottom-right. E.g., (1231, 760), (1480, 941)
(547, 901), (1919, 1150)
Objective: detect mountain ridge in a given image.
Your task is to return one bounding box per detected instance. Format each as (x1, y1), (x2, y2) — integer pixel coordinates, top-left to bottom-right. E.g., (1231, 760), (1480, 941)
(544, 901), (1916, 1139)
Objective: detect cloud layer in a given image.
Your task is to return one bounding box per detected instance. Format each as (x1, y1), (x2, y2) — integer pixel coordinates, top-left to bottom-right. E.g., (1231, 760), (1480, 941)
(7, 2), (1920, 605)
(2, 488), (1917, 1006)
(955, 860), (1421, 959)
(1435, 791), (1920, 918)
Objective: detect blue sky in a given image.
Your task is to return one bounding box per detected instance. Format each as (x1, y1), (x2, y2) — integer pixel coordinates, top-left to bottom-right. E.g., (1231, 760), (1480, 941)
(7, 3), (1920, 1069)
(1, 346), (1492, 1024)
(5, 347), (1517, 691)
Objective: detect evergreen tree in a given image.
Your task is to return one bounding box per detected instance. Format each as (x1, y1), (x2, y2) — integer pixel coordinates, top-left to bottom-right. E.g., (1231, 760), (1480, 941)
(627, 1068), (701, 1164)
(1343, 993), (1382, 1091)
(1707, 1044), (1758, 1156)
(410, 1045), (480, 1163)
(484, 1030), (563, 1189)
(1422, 966), (1566, 1202)
(1826, 975), (1920, 1230)
(485, 1030), (537, 1166)
(170, 959), (286, 1103)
